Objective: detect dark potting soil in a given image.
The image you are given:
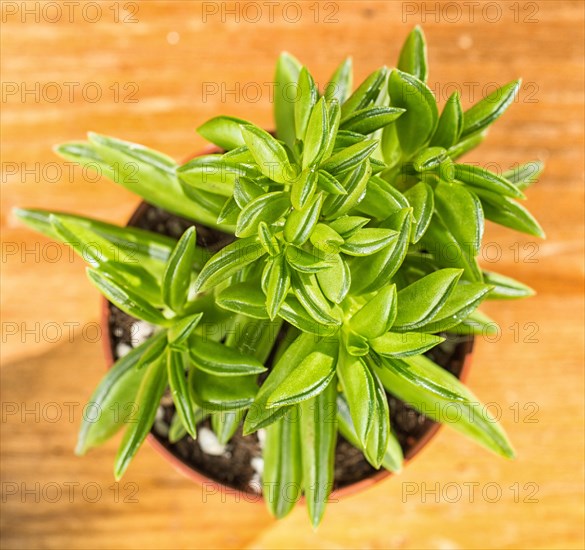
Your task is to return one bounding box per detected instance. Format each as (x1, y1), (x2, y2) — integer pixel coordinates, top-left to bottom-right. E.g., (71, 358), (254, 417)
(107, 203), (474, 493)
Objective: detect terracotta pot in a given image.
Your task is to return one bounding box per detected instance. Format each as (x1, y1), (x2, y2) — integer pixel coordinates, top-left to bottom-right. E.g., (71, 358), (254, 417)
(101, 192), (474, 504)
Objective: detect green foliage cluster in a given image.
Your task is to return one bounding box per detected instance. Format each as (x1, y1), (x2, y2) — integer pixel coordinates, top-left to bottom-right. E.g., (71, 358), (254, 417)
(16, 27), (544, 527)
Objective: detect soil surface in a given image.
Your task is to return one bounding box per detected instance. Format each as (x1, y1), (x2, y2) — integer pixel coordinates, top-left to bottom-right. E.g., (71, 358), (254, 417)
(107, 203), (474, 493)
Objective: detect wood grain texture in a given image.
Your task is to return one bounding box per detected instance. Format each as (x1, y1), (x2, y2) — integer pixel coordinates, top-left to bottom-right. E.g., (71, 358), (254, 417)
(1, 1), (583, 549)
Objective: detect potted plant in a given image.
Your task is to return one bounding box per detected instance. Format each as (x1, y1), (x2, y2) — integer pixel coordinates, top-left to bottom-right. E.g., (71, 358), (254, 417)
(16, 27), (544, 527)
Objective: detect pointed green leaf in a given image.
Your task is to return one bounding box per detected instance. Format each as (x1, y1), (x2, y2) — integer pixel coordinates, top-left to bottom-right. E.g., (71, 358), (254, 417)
(189, 335), (266, 377)
(320, 139), (377, 175)
(370, 331), (444, 357)
(340, 106), (405, 135)
(404, 181), (434, 243)
(266, 254), (291, 320)
(284, 193), (323, 245)
(350, 285), (397, 339)
(300, 377), (337, 528)
(317, 253), (350, 304)
(393, 268), (462, 331)
(341, 67), (388, 117)
(274, 52), (303, 148)
(114, 356), (167, 479)
(461, 80), (521, 138)
(194, 237), (266, 293)
(483, 271), (535, 300)
(388, 70), (438, 156)
(291, 168), (318, 210)
(324, 57), (353, 104)
(295, 67), (319, 141)
(431, 92), (463, 148)
(167, 349), (198, 438)
(397, 26), (428, 82)
(240, 125), (294, 183)
(162, 226), (197, 311)
(216, 282), (269, 319)
(454, 164), (524, 200)
(340, 227), (398, 256)
(197, 115), (250, 150)
(236, 191), (290, 237)
(263, 411), (302, 518)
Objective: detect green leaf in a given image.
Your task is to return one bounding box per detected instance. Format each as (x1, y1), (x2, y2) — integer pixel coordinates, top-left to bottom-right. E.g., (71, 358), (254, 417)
(167, 349), (198, 438)
(404, 181), (434, 243)
(310, 223), (344, 253)
(302, 97), (329, 170)
(324, 57), (353, 104)
(370, 331), (444, 357)
(351, 208), (412, 294)
(323, 99), (341, 160)
(350, 285), (397, 339)
(388, 70), (438, 156)
(364, 367), (390, 467)
(430, 92), (463, 148)
(291, 271), (340, 326)
(393, 268), (462, 331)
(317, 253), (350, 304)
(374, 354), (515, 458)
(503, 160), (544, 190)
(189, 367), (258, 411)
(355, 176), (409, 220)
(320, 140), (377, 176)
(194, 237), (266, 293)
(263, 411), (302, 518)
(478, 191), (545, 238)
(483, 271), (535, 300)
(216, 282), (269, 319)
(300, 377), (337, 528)
(236, 191), (290, 237)
(397, 26), (428, 82)
(416, 283), (493, 332)
(412, 147), (448, 172)
(197, 115), (250, 150)
(274, 52), (303, 149)
(435, 181), (484, 254)
(267, 342), (337, 408)
(258, 221), (280, 256)
(454, 164), (524, 200)
(244, 332), (314, 434)
(337, 350), (375, 445)
(136, 330), (168, 370)
(76, 338), (149, 455)
(419, 214), (483, 282)
(317, 170), (346, 195)
(189, 335), (266, 377)
(284, 193), (323, 245)
(114, 356), (167, 479)
(209, 410), (241, 445)
(334, 130), (366, 148)
(340, 227), (398, 256)
(167, 313), (203, 350)
(265, 254), (291, 320)
(337, 395), (403, 472)
(295, 67), (319, 141)
(291, 168), (318, 210)
(56, 135), (222, 228)
(240, 125), (294, 184)
(211, 409), (244, 446)
(233, 175), (264, 209)
(461, 80), (521, 138)
(446, 132), (486, 161)
(341, 67), (388, 117)
(328, 216), (370, 238)
(178, 154), (260, 197)
(281, 297), (338, 335)
(161, 227), (197, 312)
(340, 106), (404, 135)
(285, 246), (333, 273)
(322, 160), (372, 218)
(87, 268), (168, 326)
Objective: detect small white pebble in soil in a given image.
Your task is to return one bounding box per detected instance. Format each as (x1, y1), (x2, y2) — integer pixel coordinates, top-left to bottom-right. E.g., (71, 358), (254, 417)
(249, 473), (262, 494)
(116, 342), (133, 358)
(155, 406), (165, 422)
(130, 321), (155, 346)
(251, 456), (264, 476)
(257, 429), (266, 449)
(198, 427), (227, 456)
(113, 326), (124, 337)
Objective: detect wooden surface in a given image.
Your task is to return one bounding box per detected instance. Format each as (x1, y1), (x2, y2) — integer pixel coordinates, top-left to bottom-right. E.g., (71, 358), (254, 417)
(1, 1), (584, 548)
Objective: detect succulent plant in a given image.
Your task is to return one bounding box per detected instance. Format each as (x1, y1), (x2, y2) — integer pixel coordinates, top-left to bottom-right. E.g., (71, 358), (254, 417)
(16, 27), (544, 527)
